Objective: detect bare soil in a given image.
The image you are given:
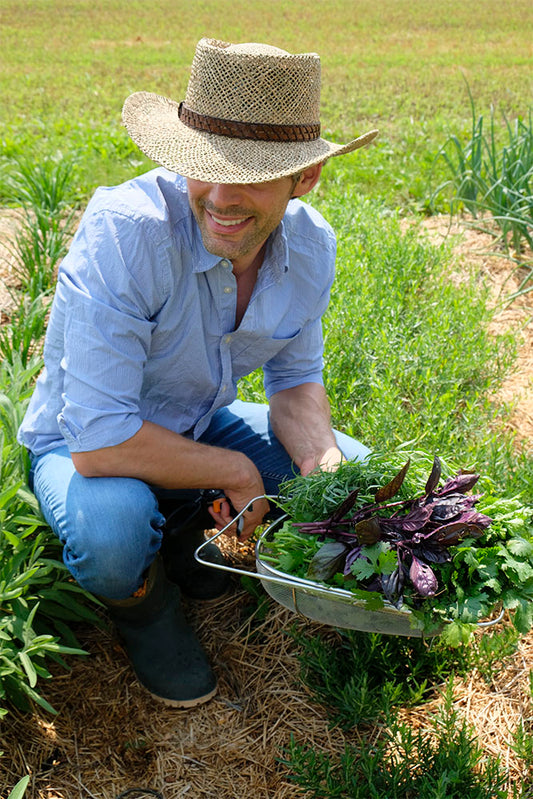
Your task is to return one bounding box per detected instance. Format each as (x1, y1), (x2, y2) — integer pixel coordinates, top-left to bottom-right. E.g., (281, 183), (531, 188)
(0, 211), (531, 799)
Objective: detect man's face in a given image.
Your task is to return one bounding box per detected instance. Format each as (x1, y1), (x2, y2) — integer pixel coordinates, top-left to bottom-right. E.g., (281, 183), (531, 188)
(186, 176), (297, 273)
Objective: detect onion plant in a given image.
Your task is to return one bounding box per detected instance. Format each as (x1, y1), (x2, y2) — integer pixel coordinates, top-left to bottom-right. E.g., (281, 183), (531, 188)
(436, 86), (532, 296)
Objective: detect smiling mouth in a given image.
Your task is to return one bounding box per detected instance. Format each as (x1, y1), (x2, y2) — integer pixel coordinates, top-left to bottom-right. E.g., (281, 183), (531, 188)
(209, 212), (249, 228)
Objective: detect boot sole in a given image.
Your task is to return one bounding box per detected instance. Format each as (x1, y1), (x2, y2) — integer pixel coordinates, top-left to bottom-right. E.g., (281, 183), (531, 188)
(147, 683), (218, 709)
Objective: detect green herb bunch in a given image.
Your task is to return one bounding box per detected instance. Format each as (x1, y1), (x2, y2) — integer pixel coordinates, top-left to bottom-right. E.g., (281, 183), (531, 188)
(267, 450), (533, 645)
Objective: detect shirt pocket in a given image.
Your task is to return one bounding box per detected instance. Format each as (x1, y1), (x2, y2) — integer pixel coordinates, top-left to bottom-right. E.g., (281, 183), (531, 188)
(231, 328), (302, 376)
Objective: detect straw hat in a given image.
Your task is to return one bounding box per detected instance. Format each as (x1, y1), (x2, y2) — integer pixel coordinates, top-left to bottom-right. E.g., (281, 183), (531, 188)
(122, 38), (378, 184)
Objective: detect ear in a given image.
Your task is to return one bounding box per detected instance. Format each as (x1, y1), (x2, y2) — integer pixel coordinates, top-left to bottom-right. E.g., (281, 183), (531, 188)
(291, 163), (323, 198)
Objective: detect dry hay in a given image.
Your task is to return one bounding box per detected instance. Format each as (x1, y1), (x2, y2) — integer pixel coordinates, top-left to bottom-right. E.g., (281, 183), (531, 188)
(0, 580), (356, 799)
(0, 211), (532, 798)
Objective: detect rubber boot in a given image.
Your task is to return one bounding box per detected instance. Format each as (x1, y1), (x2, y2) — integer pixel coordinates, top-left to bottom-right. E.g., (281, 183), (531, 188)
(105, 556), (217, 707)
(160, 500), (232, 601)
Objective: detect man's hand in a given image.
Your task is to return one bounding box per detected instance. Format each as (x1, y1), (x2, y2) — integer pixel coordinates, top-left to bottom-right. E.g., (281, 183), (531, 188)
(72, 419), (270, 540)
(207, 466), (270, 540)
(269, 383), (343, 476)
(299, 445), (344, 477)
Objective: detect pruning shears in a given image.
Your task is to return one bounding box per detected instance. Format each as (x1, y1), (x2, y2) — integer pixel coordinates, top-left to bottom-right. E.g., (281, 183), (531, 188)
(200, 488), (245, 538)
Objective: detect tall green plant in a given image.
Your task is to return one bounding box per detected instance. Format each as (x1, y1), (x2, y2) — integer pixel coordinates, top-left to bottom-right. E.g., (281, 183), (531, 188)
(0, 159), (98, 717)
(3, 156), (77, 298)
(0, 356), (100, 716)
(436, 89), (533, 258)
(0, 158), (77, 366)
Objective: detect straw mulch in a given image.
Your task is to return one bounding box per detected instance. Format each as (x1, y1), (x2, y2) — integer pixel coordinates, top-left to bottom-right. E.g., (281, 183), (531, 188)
(0, 549), (360, 799)
(0, 212), (532, 798)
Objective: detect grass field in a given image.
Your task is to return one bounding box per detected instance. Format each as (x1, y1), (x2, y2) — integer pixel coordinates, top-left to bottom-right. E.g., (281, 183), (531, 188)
(1, 0), (532, 205)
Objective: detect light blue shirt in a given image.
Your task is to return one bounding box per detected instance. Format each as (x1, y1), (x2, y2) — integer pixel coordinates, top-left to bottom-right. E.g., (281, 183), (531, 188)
(18, 168), (336, 456)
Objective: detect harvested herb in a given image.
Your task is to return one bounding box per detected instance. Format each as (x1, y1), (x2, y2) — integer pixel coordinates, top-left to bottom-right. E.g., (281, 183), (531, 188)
(267, 451), (533, 644)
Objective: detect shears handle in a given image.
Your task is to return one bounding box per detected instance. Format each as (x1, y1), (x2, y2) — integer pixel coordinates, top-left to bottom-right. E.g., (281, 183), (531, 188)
(199, 489), (245, 537)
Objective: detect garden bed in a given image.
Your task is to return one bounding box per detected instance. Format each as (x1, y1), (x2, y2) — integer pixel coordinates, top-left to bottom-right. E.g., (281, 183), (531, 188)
(0, 214), (531, 798)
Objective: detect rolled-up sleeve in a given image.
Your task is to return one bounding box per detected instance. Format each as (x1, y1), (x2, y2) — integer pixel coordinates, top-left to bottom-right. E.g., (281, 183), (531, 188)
(56, 209), (165, 452)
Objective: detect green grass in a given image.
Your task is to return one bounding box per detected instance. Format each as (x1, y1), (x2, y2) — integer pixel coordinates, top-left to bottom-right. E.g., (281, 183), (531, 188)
(1, 0), (532, 205)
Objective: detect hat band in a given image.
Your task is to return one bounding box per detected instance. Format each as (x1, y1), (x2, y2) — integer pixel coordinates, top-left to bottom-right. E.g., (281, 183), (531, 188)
(178, 102), (321, 143)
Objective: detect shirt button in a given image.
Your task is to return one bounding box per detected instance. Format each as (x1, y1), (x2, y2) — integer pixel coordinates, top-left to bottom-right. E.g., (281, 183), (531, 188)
(223, 286), (233, 294)
(221, 259), (231, 268)
(220, 385), (227, 393)
(224, 334), (232, 344)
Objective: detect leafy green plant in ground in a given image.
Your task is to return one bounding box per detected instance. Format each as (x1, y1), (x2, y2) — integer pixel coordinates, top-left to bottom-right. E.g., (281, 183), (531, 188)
(281, 679), (509, 798)
(291, 623), (520, 730)
(0, 159), (99, 717)
(0, 355), (100, 716)
(436, 89), (533, 256)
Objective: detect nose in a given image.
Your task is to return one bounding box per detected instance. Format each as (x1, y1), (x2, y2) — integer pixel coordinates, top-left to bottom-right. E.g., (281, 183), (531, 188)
(206, 183), (246, 210)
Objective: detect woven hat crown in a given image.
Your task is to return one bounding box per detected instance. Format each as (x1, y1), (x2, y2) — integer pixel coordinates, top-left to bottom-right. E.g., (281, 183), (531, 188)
(185, 39), (321, 127)
(121, 37), (378, 183)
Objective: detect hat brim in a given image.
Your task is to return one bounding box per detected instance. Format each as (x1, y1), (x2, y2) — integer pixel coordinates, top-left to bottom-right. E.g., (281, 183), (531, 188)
(122, 92), (378, 184)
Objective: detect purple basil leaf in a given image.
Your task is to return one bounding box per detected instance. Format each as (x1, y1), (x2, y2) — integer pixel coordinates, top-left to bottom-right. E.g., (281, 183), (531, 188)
(381, 505), (433, 534)
(307, 542), (349, 581)
(438, 523), (484, 545)
(459, 510), (492, 529)
(412, 545), (451, 564)
(353, 516), (383, 545)
(374, 459), (411, 502)
(424, 455), (442, 495)
(409, 555), (438, 597)
(344, 545), (364, 575)
(436, 471), (480, 496)
(424, 521), (473, 546)
(330, 488), (361, 523)
(430, 493), (477, 522)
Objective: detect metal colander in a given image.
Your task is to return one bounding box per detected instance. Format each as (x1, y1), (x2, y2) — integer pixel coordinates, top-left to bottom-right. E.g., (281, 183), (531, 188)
(195, 496), (502, 638)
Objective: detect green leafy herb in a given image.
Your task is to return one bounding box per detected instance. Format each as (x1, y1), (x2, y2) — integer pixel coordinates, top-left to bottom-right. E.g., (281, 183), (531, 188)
(267, 450), (533, 641)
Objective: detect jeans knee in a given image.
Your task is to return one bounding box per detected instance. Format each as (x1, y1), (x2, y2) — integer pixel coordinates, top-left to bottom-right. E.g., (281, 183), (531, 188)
(63, 478), (164, 599)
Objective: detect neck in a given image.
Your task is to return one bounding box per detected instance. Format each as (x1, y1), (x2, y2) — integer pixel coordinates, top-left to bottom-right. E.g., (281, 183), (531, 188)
(231, 242), (266, 277)
(232, 246), (265, 328)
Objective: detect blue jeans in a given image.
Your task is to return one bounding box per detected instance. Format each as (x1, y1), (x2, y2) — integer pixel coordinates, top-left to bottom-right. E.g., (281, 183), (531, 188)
(29, 400), (370, 599)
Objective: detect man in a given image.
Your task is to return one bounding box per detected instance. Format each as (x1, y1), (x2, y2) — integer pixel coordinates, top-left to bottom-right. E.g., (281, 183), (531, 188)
(18, 38), (378, 708)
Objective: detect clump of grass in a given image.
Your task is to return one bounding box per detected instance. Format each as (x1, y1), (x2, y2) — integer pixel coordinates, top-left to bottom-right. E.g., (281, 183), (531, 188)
(436, 86), (533, 260)
(0, 157), (77, 365)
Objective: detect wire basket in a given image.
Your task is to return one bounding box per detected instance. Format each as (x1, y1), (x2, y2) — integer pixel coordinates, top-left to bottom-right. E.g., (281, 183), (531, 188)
(255, 518), (430, 636)
(195, 496), (503, 638)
